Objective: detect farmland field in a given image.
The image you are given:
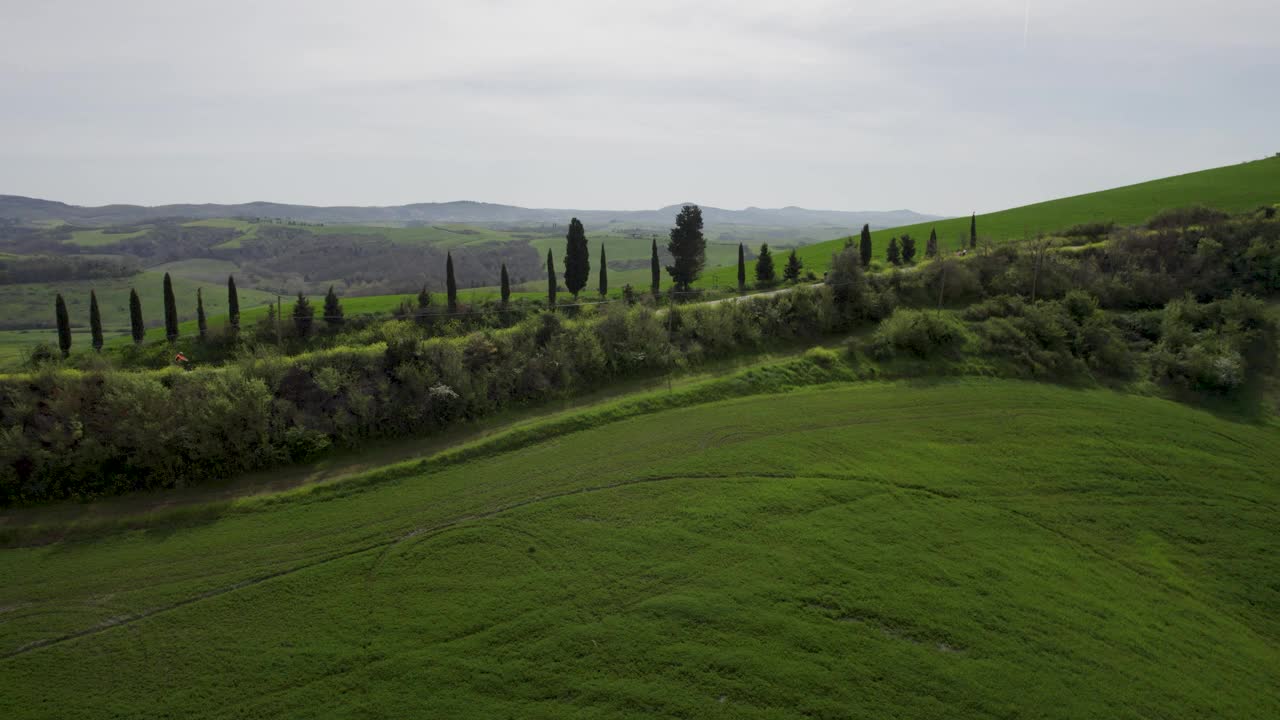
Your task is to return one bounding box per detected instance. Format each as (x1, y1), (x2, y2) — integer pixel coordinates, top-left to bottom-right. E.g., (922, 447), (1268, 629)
(1, 379), (1276, 718)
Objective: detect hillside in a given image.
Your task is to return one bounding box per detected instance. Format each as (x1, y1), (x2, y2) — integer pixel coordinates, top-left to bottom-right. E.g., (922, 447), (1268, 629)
(0, 194), (939, 232)
(1, 379), (1276, 718)
(704, 155), (1280, 285)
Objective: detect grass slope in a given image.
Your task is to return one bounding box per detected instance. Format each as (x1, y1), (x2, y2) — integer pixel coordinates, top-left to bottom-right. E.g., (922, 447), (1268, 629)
(1, 379), (1276, 718)
(704, 156), (1280, 285)
(0, 273), (277, 365)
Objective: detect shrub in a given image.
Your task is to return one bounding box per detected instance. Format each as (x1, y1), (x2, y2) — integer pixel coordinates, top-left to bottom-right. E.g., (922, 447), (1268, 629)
(869, 309), (970, 359)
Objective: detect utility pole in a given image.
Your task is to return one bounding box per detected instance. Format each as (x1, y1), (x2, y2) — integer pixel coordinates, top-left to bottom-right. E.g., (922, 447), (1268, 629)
(1030, 237), (1046, 303)
(936, 259), (947, 312)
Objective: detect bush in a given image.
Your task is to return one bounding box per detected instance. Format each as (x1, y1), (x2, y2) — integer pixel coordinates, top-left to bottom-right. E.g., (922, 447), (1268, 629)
(869, 309), (970, 359)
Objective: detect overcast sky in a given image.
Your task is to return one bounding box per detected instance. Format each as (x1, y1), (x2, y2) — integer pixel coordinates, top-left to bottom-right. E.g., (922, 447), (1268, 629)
(1, 0), (1276, 215)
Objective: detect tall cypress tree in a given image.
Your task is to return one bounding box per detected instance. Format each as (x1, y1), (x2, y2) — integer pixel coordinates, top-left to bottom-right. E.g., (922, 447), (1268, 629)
(196, 288), (208, 341)
(500, 264), (511, 306)
(598, 243), (608, 297)
(324, 285), (344, 327)
(89, 289), (103, 352)
(665, 204), (706, 292)
(901, 234), (917, 264)
(783, 249), (803, 283)
(55, 293), (71, 359)
(563, 218), (590, 298)
(887, 237), (901, 265)
(445, 252), (458, 312)
(755, 243), (776, 285)
(926, 227), (939, 258)
(737, 243), (746, 292)
(546, 249), (557, 308)
(227, 275), (240, 333)
(162, 272), (179, 342)
(129, 288), (145, 345)
(970, 213), (977, 249)
(649, 236), (660, 296)
(859, 223), (873, 268)
(292, 292), (314, 337)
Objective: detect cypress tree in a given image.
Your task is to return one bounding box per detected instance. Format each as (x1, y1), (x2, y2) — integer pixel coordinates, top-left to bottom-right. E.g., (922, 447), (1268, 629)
(926, 227), (939, 258)
(737, 243), (746, 292)
(89, 289), (103, 352)
(227, 275), (240, 333)
(859, 223), (873, 268)
(55, 293), (71, 359)
(445, 252), (458, 313)
(970, 213), (977, 249)
(129, 288), (145, 345)
(324, 285), (344, 327)
(650, 236), (660, 296)
(901, 234), (917, 264)
(598, 243), (608, 297)
(665, 204), (706, 292)
(563, 218), (590, 298)
(546, 249), (557, 308)
(417, 284), (432, 311)
(500, 264), (511, 306)
(887, 236), (901, 265)
(755, 243), (776, 285)
(783, 249), (803, 283)
(162, 272), (179, 342)
(196, 288), (208, 341)
(292, 292), (314, 337)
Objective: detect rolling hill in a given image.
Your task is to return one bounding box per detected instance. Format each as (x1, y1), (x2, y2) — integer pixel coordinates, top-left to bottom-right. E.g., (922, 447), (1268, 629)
(0, 195), (939, 232)
(703, 155), (1280, 285)
(1, 378), (1276, 718)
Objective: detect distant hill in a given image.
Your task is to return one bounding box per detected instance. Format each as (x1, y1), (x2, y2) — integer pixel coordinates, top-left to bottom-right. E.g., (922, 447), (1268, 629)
(0, 195), (941, 231)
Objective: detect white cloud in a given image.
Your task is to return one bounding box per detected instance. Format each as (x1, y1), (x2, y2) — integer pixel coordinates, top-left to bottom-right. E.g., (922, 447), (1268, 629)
(0, 0), (1276, 213)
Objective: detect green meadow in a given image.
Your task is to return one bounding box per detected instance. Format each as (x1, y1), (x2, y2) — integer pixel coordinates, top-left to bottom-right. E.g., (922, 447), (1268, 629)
(703, 155), (1280, 285)
(1, 378), (1277, 718)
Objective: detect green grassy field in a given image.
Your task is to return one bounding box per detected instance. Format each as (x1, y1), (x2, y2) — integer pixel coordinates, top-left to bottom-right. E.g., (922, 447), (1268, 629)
(64, 228), (148, 247)
(148, 258), (242, 285)
(1, 378), (1276, 718)
(703, 156), (1280, 286)
(0, 272), (277, 363)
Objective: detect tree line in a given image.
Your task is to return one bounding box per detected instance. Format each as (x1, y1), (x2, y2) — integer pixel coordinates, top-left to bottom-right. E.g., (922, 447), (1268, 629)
(49, 205), (715, 360)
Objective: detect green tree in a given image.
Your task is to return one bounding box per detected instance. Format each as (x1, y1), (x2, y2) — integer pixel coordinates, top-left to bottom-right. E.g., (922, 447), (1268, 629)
(446, 252), (458, 312)
(901, 234), (917, 264)
(89, 289), (103, 352)
(546, 249), (557, 307)
(324, 285), (344, 327)
(926, 227), (939, 258)
(417, 284), (432, 313)
(563, 218), (590, 298)
(783, 249), (803, 283)
(827, 246), (869, 323)
(162, 272), (179, 342)
(970, 213), (977, 249)
(665, 204), (706, 292)
(196, 287), (208, 341)
(227, 275), (240, 333)
(129, 288), (145, 345)
(500, 264), (511, 306)
(598, 243), (608, 297)
(755, 243), (776, 285)
(292, 292), (314, 336)
(859, 223), (873, 267)
(887, 236), (901, 265)
(737, 243), (747, 292)
(54, 293), (71, 359)
(650, 236), (661, 296)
